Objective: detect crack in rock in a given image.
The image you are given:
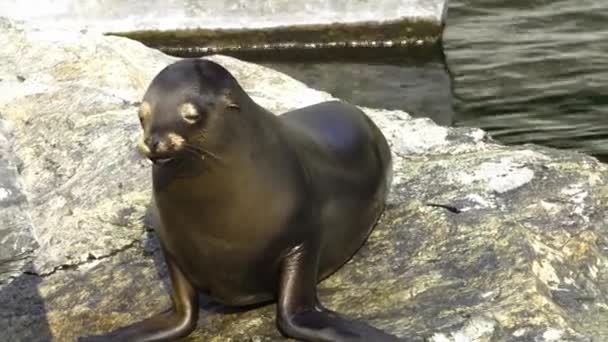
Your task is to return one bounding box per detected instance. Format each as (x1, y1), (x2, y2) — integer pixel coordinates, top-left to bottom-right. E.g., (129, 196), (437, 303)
(23, 239), (141, 278)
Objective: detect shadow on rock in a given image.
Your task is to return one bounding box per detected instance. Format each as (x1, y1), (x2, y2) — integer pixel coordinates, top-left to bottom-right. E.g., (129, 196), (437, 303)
(0, 264), (52, 342)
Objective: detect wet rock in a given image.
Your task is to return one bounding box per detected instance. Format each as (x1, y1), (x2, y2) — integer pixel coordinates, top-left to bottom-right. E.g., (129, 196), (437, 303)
(0, 17), (607, 342)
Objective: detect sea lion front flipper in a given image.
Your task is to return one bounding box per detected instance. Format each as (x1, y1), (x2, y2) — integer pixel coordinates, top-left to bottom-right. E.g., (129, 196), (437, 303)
(79, 253), (198, 342)
(277, 243), (403, 342)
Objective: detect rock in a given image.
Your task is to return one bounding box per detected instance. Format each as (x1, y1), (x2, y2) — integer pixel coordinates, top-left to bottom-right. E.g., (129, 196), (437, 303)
(0, 17), (173, 277)
(0, 116), (38, 284)
(0, 0), (449, 33)
(1, 17), (607, 342)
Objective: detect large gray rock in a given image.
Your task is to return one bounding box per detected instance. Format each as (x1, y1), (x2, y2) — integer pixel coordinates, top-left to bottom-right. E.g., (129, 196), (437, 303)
(0, 116), (38, 283)
(0, 17), (607, 342)
(0, 0), (449, 32)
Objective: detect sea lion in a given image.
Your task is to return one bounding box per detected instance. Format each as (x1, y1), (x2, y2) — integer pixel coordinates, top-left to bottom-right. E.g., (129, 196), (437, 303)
(81, 58), (397, 341)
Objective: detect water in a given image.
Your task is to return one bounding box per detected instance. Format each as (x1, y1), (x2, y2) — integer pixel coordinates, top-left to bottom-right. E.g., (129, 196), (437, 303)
(261, 0), (608, 162)
(263, 56), (454, 126)
(444, 0), (608, 161)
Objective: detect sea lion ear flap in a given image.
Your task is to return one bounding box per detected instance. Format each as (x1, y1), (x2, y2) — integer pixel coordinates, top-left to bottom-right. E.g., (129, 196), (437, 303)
(221, 89), (240, 111)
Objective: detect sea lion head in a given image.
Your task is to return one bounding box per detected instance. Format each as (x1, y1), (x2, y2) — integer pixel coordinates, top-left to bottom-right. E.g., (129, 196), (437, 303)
(137, 59), (241, 167)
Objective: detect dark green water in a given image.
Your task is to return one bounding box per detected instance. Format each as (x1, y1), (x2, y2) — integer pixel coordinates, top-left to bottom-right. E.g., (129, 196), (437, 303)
(444, 0), (608, 162)
(264, 57), (454, 126)
(260, 0), (608, 162)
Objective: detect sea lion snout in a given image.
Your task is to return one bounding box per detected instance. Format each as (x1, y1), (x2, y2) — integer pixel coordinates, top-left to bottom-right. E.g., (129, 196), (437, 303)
(145, 134), (163, 152)
(138, 132), (186, 166)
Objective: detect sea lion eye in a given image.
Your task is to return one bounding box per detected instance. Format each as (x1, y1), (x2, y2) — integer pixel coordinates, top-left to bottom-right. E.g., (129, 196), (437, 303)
(138, 102), (151, 126)
(179, 102), (200, 124)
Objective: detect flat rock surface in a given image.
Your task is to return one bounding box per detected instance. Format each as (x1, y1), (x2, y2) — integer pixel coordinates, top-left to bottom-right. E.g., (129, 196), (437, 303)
(0, 17), (607, 341)
(0, 116), (38, 283)
(0, 0), (448, 32)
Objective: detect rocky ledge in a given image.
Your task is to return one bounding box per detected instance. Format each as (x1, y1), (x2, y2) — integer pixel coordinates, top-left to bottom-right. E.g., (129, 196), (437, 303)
(0, 0), (448, 32)
(0, 17), (607, 341)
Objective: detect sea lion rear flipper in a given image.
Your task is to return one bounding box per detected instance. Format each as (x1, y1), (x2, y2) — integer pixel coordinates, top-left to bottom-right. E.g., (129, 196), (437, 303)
(79, 253), (198, 342)
(277, 243), (403, 342)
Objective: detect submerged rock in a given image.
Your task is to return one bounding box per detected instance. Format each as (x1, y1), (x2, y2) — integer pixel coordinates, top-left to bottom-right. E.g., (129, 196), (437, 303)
(0, 17), (607, 341)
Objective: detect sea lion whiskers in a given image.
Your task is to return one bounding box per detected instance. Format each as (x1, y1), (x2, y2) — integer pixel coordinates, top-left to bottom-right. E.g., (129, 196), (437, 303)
(189, 129), (226, 161)
(192, 128), (210, 142)
(182, 142), (222, 162)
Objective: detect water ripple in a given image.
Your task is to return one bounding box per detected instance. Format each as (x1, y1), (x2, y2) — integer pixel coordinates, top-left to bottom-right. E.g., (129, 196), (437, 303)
(444, 0), (608, 160)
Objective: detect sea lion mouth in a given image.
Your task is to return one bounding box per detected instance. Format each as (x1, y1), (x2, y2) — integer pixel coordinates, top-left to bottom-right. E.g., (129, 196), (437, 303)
(149, 156), (176, 167)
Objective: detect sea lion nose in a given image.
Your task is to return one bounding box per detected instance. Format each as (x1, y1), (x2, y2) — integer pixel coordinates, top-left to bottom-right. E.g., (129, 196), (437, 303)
(145, 135), (162, 153)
